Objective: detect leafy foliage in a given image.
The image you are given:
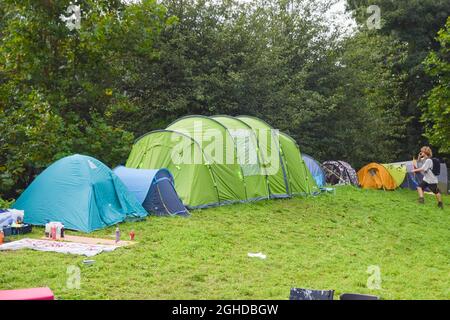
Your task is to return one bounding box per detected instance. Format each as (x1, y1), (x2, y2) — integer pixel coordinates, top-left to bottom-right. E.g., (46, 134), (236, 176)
(0, 197), (14, 209)
(346, 0), (450, 157)
(422, 17), (450, 154)
(0, 0), (172, 197)
(0, 0), (448, 198)
(128, 0), (408, 168)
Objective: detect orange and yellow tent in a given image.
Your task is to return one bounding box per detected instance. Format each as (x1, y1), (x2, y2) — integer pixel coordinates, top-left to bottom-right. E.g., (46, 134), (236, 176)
(357, 163), (398, 190)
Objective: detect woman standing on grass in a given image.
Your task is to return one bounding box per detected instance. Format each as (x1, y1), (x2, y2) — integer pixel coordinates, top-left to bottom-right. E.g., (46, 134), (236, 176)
(412, 146), (443, 209)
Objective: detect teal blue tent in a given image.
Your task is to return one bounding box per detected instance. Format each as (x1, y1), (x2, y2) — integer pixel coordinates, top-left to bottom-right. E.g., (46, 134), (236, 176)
(14, 155), (147, 232)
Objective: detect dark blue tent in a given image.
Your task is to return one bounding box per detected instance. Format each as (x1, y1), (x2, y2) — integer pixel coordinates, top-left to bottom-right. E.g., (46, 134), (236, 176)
(113, 166), (189, 216)
(302, 154), (326, 187)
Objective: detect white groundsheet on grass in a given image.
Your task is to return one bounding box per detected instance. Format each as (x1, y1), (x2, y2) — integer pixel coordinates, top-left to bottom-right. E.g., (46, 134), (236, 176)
(0, 238), (118, 256)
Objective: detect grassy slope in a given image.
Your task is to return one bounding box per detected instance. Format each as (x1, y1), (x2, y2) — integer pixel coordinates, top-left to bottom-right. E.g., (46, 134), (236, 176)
(0, 187), (449, 300)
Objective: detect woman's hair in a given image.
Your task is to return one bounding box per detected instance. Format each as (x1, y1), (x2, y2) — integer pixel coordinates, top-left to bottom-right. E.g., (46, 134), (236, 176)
(420, 146), (433, 158)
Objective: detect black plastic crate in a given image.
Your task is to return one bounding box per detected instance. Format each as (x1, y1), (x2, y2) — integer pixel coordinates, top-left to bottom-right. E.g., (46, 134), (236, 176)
(11, 224), (32, 235)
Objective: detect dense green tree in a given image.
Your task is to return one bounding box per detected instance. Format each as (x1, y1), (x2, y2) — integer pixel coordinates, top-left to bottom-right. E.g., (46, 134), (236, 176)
(0, 0), (444, 199)
(346, 0), (450, 157)
(0, 0), (172, 198)
(136, 0), (407, 168)
(422, 17), (450, 155)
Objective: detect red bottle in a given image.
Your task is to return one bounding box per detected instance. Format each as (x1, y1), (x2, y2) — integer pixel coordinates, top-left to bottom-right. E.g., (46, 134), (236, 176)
(129, 230), (135, 241)
(51, 225), (57, 240)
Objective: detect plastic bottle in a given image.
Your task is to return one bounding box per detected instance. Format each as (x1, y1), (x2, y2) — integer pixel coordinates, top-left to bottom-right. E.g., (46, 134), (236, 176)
(0, 230), (4, 245)
(61, 225), (65, 238)
(51, 225), (57, 240)
(57, 225), (61, 240)
(115, 227), (120, 243)
(45, 223), (50, 238)
(129, 230), (135, 241)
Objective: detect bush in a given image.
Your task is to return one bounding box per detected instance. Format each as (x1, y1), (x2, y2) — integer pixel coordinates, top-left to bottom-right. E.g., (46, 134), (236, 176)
(0, 197), (14, 209)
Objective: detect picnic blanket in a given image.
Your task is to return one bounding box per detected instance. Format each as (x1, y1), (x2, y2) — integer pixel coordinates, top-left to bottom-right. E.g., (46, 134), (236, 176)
(0, 238), (118, 257)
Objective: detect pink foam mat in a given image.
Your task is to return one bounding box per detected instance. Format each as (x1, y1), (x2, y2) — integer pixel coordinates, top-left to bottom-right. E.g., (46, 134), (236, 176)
(0, 287), (54, 300)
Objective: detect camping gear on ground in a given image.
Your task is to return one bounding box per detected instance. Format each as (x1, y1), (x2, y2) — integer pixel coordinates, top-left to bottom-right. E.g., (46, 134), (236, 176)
(289, 288), (334, 300)
(51, 225), (57, 240)
(45, 223), (50, 237)
(302, 154), (326, 188)
(1, 209), (32, 236)
(0, 231), (4, 245)
(0, 209), (24, 229)
(10, 223), (32, 235)
(113, 166), (189, 216)
(1, 226), (11, 237)
(387, 160), (448, 194)
(13, 154), (147, 233)
(0, 238), (118, 256)
(322, 161), (359, 186)
(45, 222), (64, 239)
(83, 259), (95, 265)
(357, 163), (398, 190)
(0, 287), (54, 301)
(0, 214), (13, 229)
(126, 115), (317, 209)
(339, 293), (380, 300)
(130, 230), (135, 241)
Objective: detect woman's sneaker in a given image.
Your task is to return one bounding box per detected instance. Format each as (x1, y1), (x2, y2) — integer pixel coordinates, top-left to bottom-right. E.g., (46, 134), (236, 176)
(418, 198), (425, 204)
(438, 202), (443, 209)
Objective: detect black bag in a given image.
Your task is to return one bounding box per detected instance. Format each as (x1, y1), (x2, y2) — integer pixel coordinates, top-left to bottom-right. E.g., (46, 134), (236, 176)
(289, 288), (334, 300)
(431, 158), (441, 176)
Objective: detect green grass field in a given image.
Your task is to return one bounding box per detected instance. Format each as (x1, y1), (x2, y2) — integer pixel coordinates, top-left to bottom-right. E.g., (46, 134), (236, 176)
(0, 187), (449, 300)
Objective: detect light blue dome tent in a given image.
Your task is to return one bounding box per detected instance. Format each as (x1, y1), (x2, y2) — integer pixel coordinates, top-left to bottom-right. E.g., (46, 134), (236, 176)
(113, 166), (189, 216)
(13, 155), (148, 233)
(302, 154), (326, 188)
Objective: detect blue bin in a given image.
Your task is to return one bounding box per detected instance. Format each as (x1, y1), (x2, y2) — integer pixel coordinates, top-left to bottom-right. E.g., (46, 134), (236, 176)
(1, 226), (12, 237)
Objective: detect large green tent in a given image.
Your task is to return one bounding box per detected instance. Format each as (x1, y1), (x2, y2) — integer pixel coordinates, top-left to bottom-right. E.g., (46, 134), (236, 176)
(126, 115), (317, 209)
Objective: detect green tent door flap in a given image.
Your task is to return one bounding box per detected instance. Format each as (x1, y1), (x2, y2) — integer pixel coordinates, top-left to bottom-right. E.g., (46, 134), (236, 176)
(211, 115), (270, 201)
(237, 116), (290, 198)
(167, 116), (247, 204)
